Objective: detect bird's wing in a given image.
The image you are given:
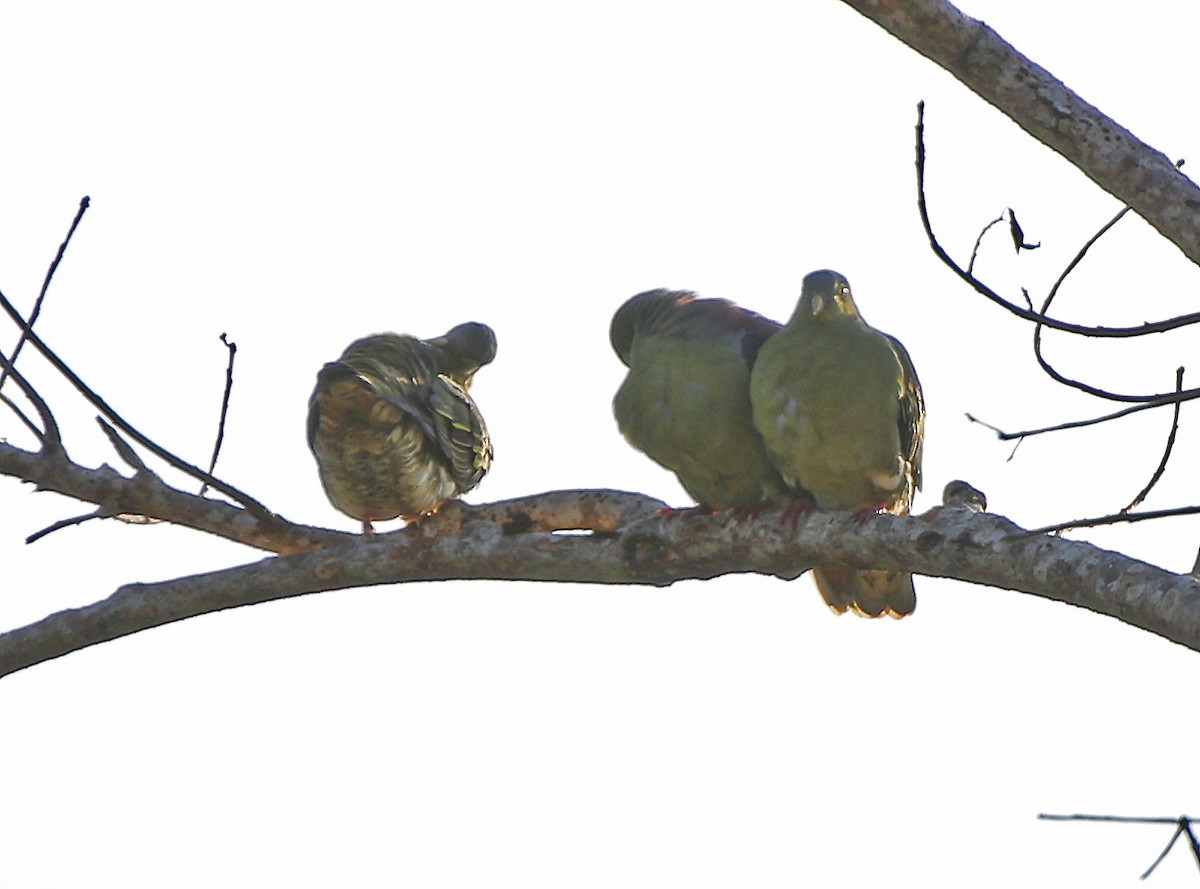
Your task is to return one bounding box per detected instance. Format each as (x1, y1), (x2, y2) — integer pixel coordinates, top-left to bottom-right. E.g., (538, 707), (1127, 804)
(426, 374), (492, 489)
(887, 333), (925, 493)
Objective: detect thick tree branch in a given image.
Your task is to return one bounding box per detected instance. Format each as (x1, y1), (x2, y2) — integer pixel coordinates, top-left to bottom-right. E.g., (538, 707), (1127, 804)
(0, 437), (667, 553)
(2, 498), (1198, 677)
(842, 0), (1200, 266)
(0, 439), (344, 553)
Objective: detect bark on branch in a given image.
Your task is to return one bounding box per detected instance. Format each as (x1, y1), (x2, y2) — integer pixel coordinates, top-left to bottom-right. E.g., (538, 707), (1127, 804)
(2, 491), (1198, 677)
(841, 0), (1200, 266)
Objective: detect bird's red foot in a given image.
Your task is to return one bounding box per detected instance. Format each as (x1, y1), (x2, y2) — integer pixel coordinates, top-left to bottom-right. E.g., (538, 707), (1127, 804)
(658, 505), (718, 518)
(780, 497), (816, 530)
(728, 503), (768, 524)
(850, 504), (887, 524)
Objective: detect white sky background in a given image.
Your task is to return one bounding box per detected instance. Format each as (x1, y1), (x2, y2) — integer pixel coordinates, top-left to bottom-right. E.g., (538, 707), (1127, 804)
(1, 1), (1198, 886)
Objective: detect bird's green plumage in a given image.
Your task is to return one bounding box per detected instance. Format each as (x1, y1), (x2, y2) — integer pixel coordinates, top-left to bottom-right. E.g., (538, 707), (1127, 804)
(750, 270), (924, 617)
(611, 289), (792, 509)
(307, 323), (495, 531)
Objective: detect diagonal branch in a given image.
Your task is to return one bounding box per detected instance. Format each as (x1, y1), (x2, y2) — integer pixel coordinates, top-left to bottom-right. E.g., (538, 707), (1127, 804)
(914, 102), (1200, 340)
(0, 284), (277, 520)
(1141, 824), (1185, 880)
(0, 348), (62, 454)
(0, 195), (90, 392)
(0, 438), (342, 553)
(845, 0), (1200, 266)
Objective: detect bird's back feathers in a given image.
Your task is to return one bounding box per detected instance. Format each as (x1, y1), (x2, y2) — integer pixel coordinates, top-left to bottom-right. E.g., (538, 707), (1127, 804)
(611, 289), (792, 509)
(307, 326), (494, 529)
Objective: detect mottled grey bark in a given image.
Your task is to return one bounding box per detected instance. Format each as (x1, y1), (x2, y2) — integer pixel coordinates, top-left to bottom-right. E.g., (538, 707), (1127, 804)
(1, 478), (1198, 677)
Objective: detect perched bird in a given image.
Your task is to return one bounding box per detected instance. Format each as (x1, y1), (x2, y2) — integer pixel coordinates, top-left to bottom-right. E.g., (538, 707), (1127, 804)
(307, 322), (496, 532)
(611, 289), (793, 510)
(940, 480), (987, 514)
(750, 270), (925, 618)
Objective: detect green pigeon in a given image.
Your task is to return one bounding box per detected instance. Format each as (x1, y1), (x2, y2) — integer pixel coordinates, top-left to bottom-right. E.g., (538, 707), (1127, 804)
(307, 322), (496, 532)
(611, 288), (793, 510)
(750, 270), (925, 618)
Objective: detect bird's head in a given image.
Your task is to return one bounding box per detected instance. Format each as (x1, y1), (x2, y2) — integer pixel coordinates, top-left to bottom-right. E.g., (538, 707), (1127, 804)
(794, 269), (859, 322)
(432, 322), (497, 387)
(609, 289), (695, 366)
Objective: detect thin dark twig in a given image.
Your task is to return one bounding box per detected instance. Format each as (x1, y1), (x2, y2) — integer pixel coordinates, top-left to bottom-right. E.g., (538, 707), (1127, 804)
(1017, 504), (1200, 537)
(1038, 812), (1200, 879)
(1039, 814), (1189, 824)
(964, 414), (1027, 460)
(0, 284), (274, 519)
(1140, 824), (1185, 880)
(1029, 206), (1165, 403)
(966, 394), (1190, 441)
(1, 393), (41, 439)
(199, 332), (237, 497)
(964, 412), (1003, 435)
(0, 196), (90, 393)
(96, 416), (148, 472)
(1123, 367), (1184, 512)
(1050, 208), (1133, 302)
(920, 104), (1200, 412)
(914, 102), (1200, 339)
(25, 493), (162, 545)
(26, 510), (107, 545)
(1004, 436), (1023, 462)
(967, 214), (1005, 276)
(1183, 821), (1200, 874)
(0, 343), (61, 452)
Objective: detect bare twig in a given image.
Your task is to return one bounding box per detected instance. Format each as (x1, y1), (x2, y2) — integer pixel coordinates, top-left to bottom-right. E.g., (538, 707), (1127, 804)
(1122, 367), (1184, 513)
(967, 213), (1005, 276)
(0, 284), (276, 520)
(1039, 814), (1187, 824)
(0, 393), (41, 438)
(0, 196), (90, 393)
(966, 396), (1186, 442)
(0, 344), (62, 453)
(199, 332), (237, 497)
(24, 418), (158, 545)
(0, 436), (341, 553)
(1038, 813), (1200, 880)
(26, 510), (109, 545)
(1048, 208), (1132, 304)
(1027, 206), (1180, 404)
(1141, 824), (1186, 880)
(96, 416), (149, 473)
(1185, 822), (1200, 876)
(1018, 504), (1200, 538)
(914, 102), (1200, 340)
(852, 0), (1200, 264)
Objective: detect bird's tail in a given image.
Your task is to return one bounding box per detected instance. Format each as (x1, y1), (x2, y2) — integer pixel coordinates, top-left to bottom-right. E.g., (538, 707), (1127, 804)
(812, 566), (915, 619)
